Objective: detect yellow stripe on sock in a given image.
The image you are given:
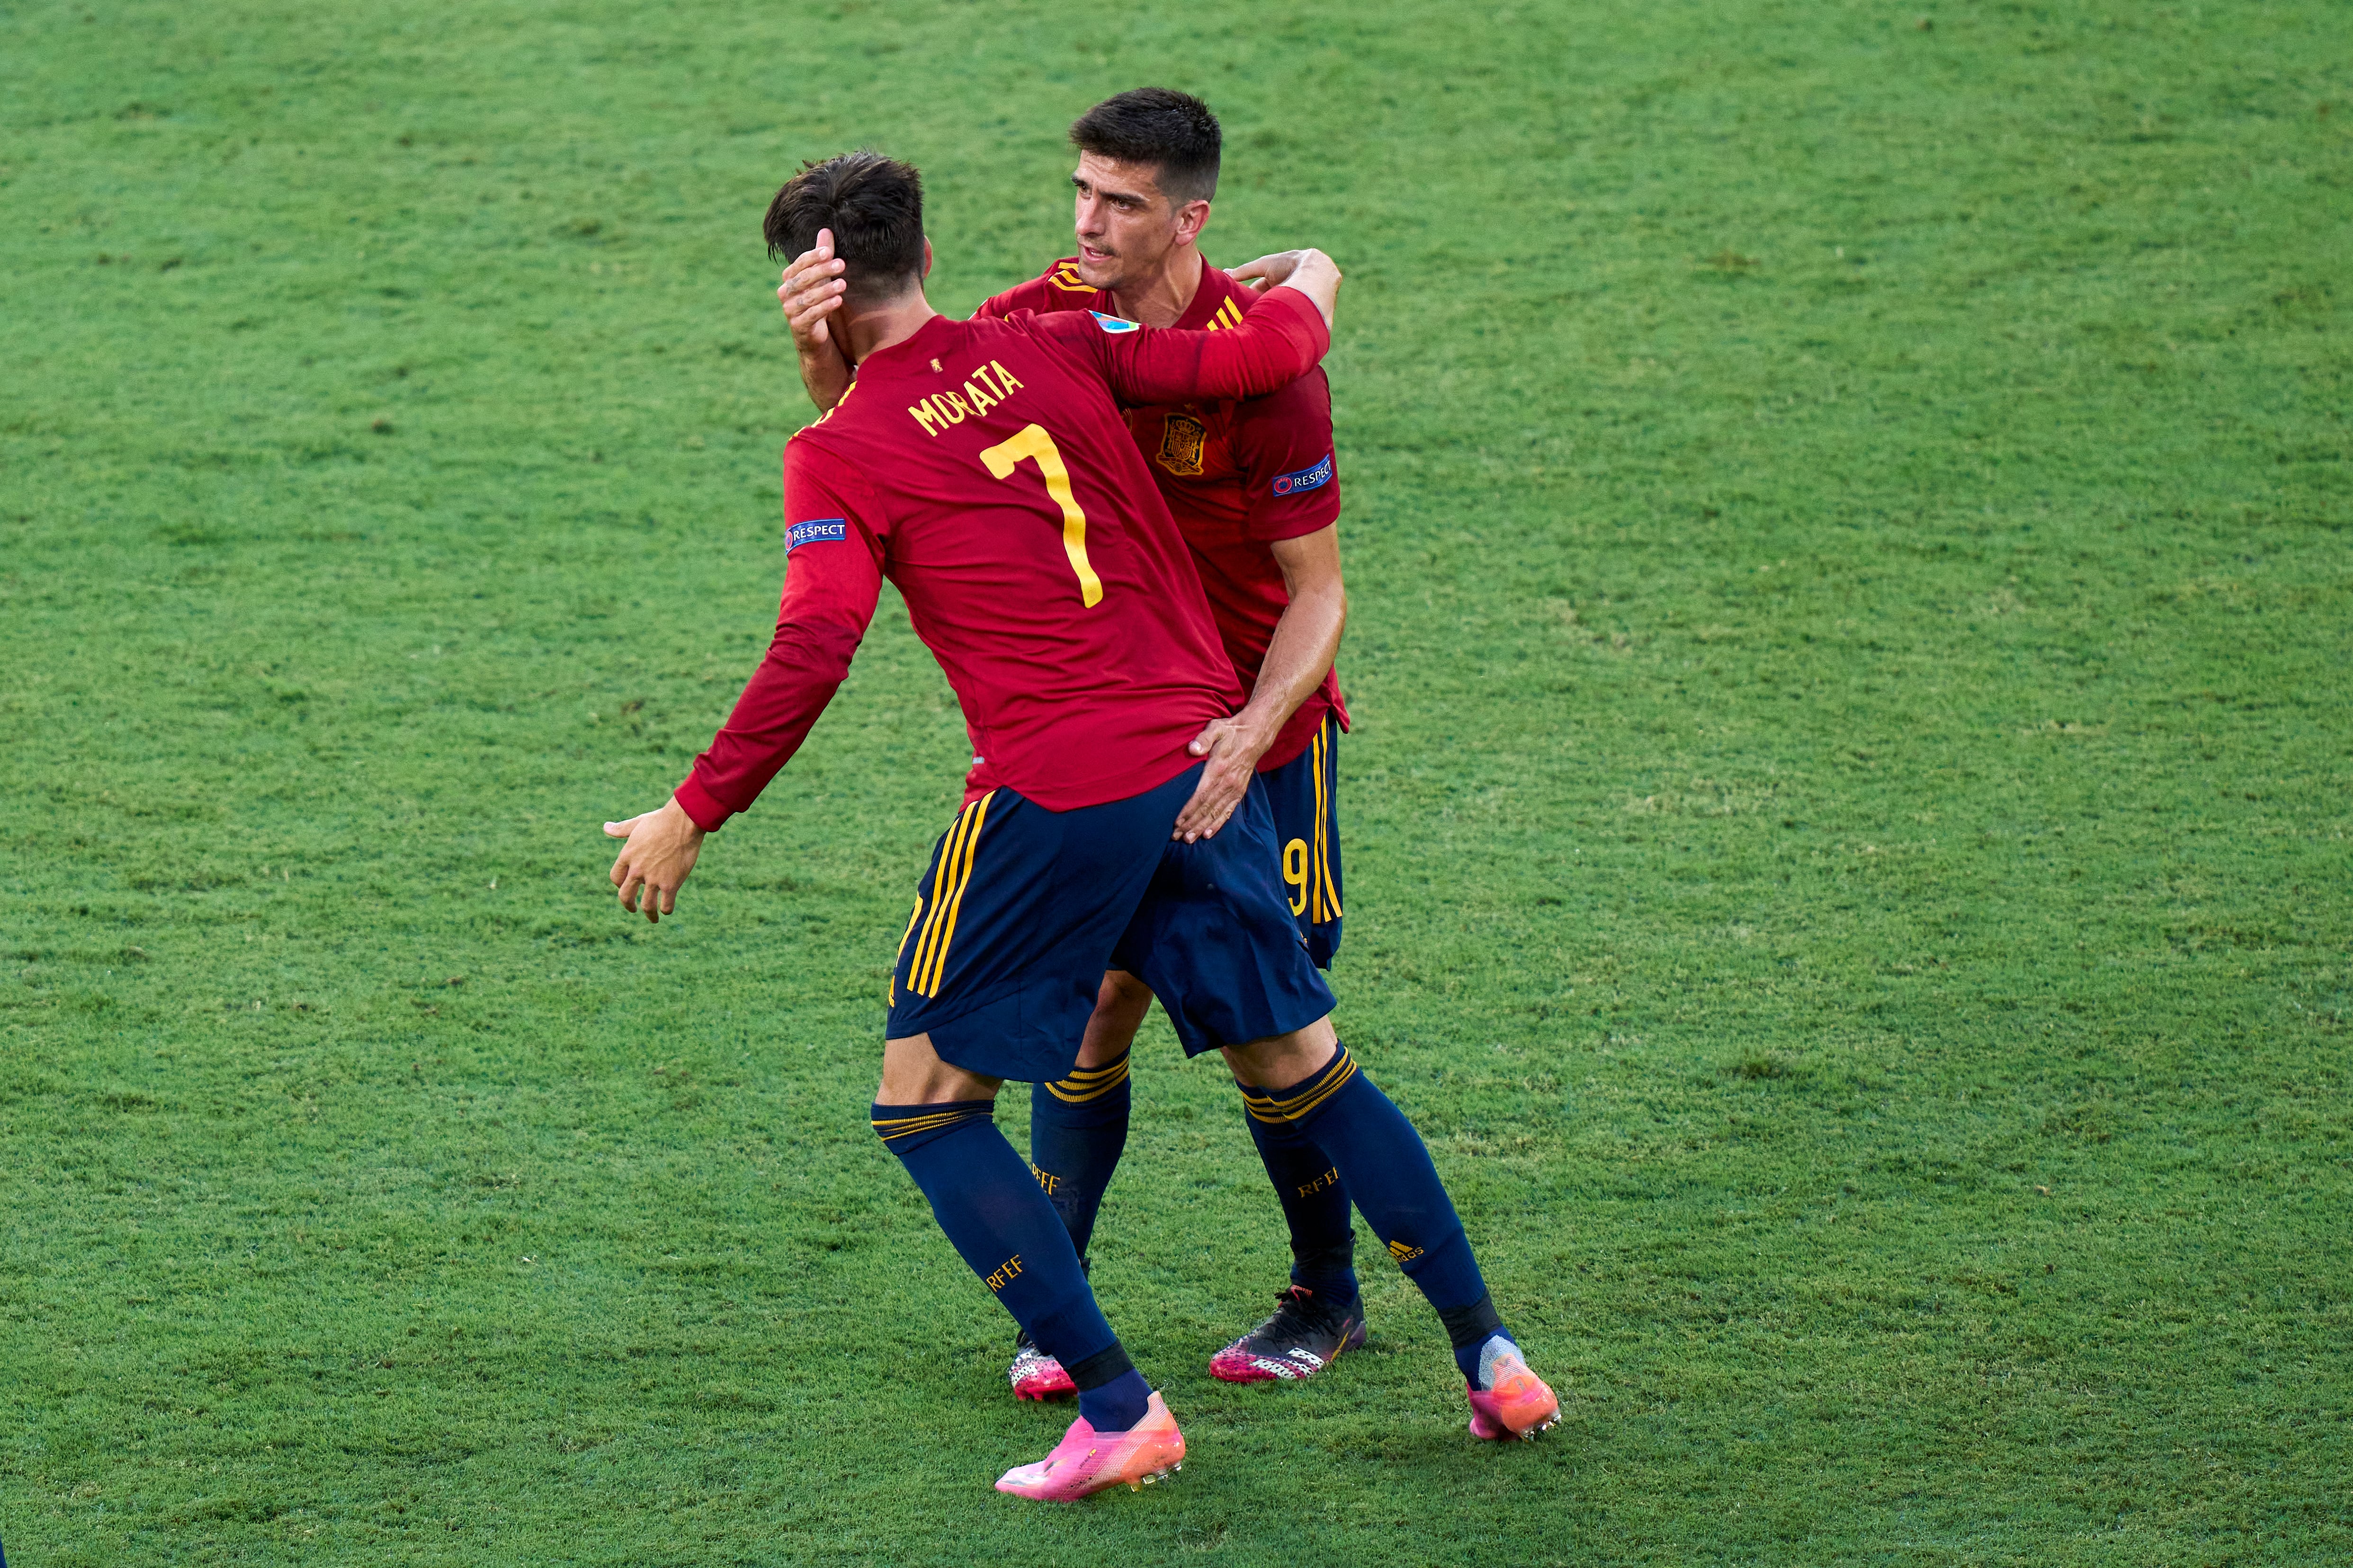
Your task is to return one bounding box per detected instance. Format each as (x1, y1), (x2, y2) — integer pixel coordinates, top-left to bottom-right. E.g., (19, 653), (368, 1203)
(872, 1106), (984, 1140)
(1046, 1053), (1132, 1104)
(1271, 1049), (1358, 1123)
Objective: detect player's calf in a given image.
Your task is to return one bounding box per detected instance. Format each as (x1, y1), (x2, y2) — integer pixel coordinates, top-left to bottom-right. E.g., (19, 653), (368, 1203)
(871, 1087), (1152, 1443)
(1231, 1035), (1559, 1440)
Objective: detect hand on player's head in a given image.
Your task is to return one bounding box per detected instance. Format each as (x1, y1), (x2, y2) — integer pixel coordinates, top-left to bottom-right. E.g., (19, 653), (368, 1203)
(779, 226), (849, 349)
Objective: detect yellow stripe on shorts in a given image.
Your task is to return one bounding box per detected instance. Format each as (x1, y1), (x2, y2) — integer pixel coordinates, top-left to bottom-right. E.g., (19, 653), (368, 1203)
(912, 791), (995, 998)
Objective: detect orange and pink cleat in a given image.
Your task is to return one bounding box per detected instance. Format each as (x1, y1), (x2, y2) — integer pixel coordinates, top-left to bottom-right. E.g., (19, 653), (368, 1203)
(993, 1390), (1187, 1501)
(1466, 1345), (1560, 1441)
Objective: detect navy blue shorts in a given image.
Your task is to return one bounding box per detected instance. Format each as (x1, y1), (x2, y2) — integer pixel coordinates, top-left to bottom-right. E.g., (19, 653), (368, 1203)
(1257, 714), (1344, 969)
(885, 764), (1336, 1082)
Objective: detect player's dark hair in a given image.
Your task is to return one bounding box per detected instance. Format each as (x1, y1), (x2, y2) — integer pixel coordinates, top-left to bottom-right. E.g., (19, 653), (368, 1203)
(763, 150), (926, 303)
(1069, 88), (1221, 207)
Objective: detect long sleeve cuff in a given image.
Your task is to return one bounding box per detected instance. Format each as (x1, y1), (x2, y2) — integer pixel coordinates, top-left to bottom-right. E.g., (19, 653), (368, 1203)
(673, 773), (732, 833)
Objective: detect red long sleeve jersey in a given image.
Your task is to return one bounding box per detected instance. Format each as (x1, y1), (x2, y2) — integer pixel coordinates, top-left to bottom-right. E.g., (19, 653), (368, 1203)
(976, 258), (1348, 772)
(672, 288), (1333, 831)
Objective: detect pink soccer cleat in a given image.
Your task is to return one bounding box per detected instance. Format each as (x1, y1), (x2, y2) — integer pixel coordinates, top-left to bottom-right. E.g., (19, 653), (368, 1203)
(1007, 1330), (1076, 1401)
(1466, 1345), (1560, 1441)
(993, 1390), (1187, 1501)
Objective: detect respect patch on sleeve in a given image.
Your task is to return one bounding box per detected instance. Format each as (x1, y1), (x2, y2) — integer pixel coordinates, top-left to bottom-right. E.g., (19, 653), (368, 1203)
(1269, 453), (1334, 497)
(787, 517), (848, 552)
(1088, 311), (1141, 333)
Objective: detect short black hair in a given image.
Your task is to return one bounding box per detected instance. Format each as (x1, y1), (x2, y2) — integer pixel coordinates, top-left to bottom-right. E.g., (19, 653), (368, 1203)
(763, 150), (925, 303)
(1069, 88), (1221, 207)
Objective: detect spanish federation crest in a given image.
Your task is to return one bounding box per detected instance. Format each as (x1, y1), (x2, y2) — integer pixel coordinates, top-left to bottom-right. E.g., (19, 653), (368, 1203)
(1155, 413), (1207, 477)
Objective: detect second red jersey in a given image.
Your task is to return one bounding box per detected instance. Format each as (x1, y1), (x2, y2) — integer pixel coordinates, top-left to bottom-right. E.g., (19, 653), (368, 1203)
(672, 289), (1332, 830)
(978, 258), (1349, 771)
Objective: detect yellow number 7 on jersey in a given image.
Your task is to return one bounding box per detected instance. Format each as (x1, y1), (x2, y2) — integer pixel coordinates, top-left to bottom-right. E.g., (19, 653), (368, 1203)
(978, 423), (1105, 608)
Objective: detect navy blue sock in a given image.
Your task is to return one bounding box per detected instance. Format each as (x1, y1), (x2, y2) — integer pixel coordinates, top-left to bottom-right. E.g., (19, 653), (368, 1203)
(1029, 1049), (1132, 1261)
(1074, 1364), (1151, 1433)
(1458, 1326), (1521, 1389)
(872, 1100), (1147, 1431)
(1247, 1045), (1505, 1350)
(1235, 1078), (1359, 1301)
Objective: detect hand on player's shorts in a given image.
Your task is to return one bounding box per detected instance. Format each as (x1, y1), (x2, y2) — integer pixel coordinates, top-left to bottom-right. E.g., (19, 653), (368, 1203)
(604, 797), (705, 924)
(1172, 716), (1263, 843)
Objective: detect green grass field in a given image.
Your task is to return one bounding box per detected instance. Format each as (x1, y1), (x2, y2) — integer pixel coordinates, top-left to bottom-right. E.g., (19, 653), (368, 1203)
(5, 0), (2350, 1561)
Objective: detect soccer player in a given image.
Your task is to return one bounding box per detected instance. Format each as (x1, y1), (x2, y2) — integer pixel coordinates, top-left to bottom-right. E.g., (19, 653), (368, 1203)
(779, 89), (1364, 1400)
(604, 151), (1559, 1497)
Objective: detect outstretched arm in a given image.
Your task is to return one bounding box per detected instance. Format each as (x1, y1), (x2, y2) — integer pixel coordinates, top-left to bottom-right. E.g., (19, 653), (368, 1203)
(602, 454), (885, 921)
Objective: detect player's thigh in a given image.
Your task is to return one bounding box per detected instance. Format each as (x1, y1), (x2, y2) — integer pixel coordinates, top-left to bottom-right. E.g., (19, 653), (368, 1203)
(878, 1033), (1004, 1104)
(887, 772), (1195, 1083)
(1112, 782), (1336, 1060)
(1218, 1017), (1339, 1093)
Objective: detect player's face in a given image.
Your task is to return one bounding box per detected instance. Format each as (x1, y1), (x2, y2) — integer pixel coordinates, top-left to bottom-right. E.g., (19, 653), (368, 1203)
(1069, 152), (1186, 291)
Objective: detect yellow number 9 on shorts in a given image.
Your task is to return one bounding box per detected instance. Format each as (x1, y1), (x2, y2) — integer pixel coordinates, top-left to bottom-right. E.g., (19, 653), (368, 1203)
(1282, 837), (1311, 916)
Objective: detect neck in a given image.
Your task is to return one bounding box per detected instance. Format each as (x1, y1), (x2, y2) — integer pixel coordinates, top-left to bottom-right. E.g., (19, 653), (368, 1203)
(1107, 241), (1205, 329)
(841, 290), (939, 363)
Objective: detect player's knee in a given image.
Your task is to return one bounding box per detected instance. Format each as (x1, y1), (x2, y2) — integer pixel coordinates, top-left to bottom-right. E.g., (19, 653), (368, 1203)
(1075, 970), (1154, 1068)
(1096, 968), (1154, 1014)
(1219, 1016), (1339, 1093)
(877, 1033), (1002, 1106)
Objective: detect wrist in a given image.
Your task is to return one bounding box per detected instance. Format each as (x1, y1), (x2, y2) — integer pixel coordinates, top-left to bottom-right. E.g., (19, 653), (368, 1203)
(1229, 707), (1282, 763)
(670, 779), (727, 834)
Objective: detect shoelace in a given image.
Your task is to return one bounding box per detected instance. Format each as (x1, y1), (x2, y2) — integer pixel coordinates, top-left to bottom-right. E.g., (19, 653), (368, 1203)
(1257, 1284), (1345, 1341)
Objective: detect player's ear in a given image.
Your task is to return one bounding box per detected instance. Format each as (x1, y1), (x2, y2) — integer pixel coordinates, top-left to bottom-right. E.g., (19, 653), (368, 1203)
(921, 237), (933, 281)
(1173, 199), (1210, 248)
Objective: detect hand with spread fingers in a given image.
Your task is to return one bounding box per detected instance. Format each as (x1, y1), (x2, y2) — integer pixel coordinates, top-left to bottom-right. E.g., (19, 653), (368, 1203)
(604, 797), (705, 923)
(1171, 713), (1271, 843)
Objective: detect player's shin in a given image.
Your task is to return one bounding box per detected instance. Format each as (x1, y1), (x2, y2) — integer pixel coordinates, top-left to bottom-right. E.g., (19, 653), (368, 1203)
(1233, 1080), (1359, 1301)
(1246, 1047), (1510, 1370)
(1029, 1047), (1132, 1262)
(871, 1099), (1150, 1432)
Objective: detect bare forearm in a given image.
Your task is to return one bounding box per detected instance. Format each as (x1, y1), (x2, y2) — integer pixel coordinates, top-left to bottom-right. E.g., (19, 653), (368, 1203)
(1235, 580), (1346, 751)
(800, 345), (851, 413)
